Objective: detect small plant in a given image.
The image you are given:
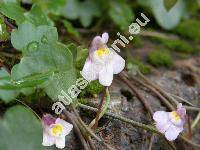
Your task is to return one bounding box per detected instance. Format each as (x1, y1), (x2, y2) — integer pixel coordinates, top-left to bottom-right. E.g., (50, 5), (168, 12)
(175, 20), (200, 42)
(79, 80), (103, 98)
(152, 37), (193, 53)
(148, 49), (173, 67)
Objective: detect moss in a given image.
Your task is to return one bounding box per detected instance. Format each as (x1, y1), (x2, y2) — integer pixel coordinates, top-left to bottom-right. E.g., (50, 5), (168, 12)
(128, 58), (151, 74)
(193, 45), (200, 55)
(148, 49), (173, 67)
(78, 98), (88, 105)
(152, 37), (193, 53)
(178, 53), (189, 59)
(79, 80), (103, 98)
(174, 20), (200, 42)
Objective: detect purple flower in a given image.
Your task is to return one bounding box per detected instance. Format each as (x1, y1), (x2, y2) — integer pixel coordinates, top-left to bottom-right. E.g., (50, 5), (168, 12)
(42, 114), (73, 149)
(81, 32), (125, 86)
(153, 103), (186, 141)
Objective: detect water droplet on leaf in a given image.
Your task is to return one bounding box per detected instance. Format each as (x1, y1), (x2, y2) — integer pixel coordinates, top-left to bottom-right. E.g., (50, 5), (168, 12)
(27, 41), (38, 51)
(41, 35), (48, 44)
(13, 80), (24, 85)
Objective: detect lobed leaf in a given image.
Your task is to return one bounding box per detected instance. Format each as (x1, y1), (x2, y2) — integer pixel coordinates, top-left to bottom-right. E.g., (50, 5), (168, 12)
(0, 105), (43, 150)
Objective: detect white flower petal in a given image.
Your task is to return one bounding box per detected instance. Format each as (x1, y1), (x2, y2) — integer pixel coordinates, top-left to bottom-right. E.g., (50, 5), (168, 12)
(81, 59), (98, 82)
(102, 32), (109, 44)
(165, 125), (183, 141)
(110, 52), (125, 74)
(55, 137), (65, 149)
(56, 118), (73, 136)
(156, 121), (171, 133)
(42, 132), (55, 146)
(98, 64), (113, 86)
(153, 111), (169, 124)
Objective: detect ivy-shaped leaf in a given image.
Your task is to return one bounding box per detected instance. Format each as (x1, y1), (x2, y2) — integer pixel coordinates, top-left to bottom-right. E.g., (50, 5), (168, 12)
(24, 4), (54, 26)
(61, 0), (101, 27)
(149, 0), (186, 30)
(61, 0), (79, 19)
(78, 0), (101, 27)
(0, 105), (43, 150)
(11, 22), (76, 101)
(109, 0), (135, 30)
(11, 21), (58, 52)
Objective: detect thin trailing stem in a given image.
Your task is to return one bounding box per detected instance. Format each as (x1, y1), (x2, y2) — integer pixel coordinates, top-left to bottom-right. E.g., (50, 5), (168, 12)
(4, 18), (16, 29)
(89, 87), (110, 128)
(138, 71), (179, 105)
(137, 71), (200, 112)
(79, 103), (200, 149)
(71, 105), (115, 150)
(79, 103), (159, 134)
(170, 94), (194, 106)
(63, 110), (90, 150)
(87, 136), (95, 150)
(184, 106), (200, 111)
(15, 99), (42, 121)
(187, 115), (192, 139)
(130, 74), (175, 111)
(191, 112), (200, 129)
(91, 87), (107, 130)
(148, 134), (154, 150)
(119, 72), (154, 116)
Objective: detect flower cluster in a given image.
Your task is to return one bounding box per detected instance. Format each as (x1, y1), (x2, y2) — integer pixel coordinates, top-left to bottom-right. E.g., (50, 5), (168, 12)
(81, 32), (125, 86)
(42, 114), (73, 149)
(153, 103), (186, 141)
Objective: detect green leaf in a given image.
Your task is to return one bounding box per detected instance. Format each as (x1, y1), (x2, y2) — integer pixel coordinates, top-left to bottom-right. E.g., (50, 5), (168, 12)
(45, 68), (76, 100)
(61, 0), (79, 19)
(0, 68), (19, 103)
(79, 0), (101, 27)
(24, 4), (53, 26)
(11, 21), (58, 52)
(66, 43), (78, 60)
(149, 0), (186, 30)
(0, 15), (9, 41)
(66, 43), (88, 70)
(0, 1), (26, 24)
(33, 0), (66, 14)
(11, 22), (75, 101)
(0, 105), (43, 150)
(61, 0), (101, 27)
(164, 0), (178, 11)
(11, 42), (74, 80)
(109, 0), (135, 31)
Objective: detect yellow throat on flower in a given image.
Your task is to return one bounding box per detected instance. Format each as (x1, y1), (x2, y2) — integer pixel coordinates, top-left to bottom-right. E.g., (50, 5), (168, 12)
(51, 124), (63, 136)
(96, 48), (110, 57)
(170, 111), (181, 122)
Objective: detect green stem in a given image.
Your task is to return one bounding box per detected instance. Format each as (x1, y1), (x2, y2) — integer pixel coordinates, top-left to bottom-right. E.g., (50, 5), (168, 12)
(191, 112), (200, 129)
(89, 87), (110, 128)
(71, 105), (115, 150)
(79, 103), (159, 134)
(79, 103), (200, 148)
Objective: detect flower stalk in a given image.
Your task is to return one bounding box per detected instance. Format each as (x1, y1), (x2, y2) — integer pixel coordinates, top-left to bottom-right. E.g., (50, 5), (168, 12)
(89, 87), (110, 129)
